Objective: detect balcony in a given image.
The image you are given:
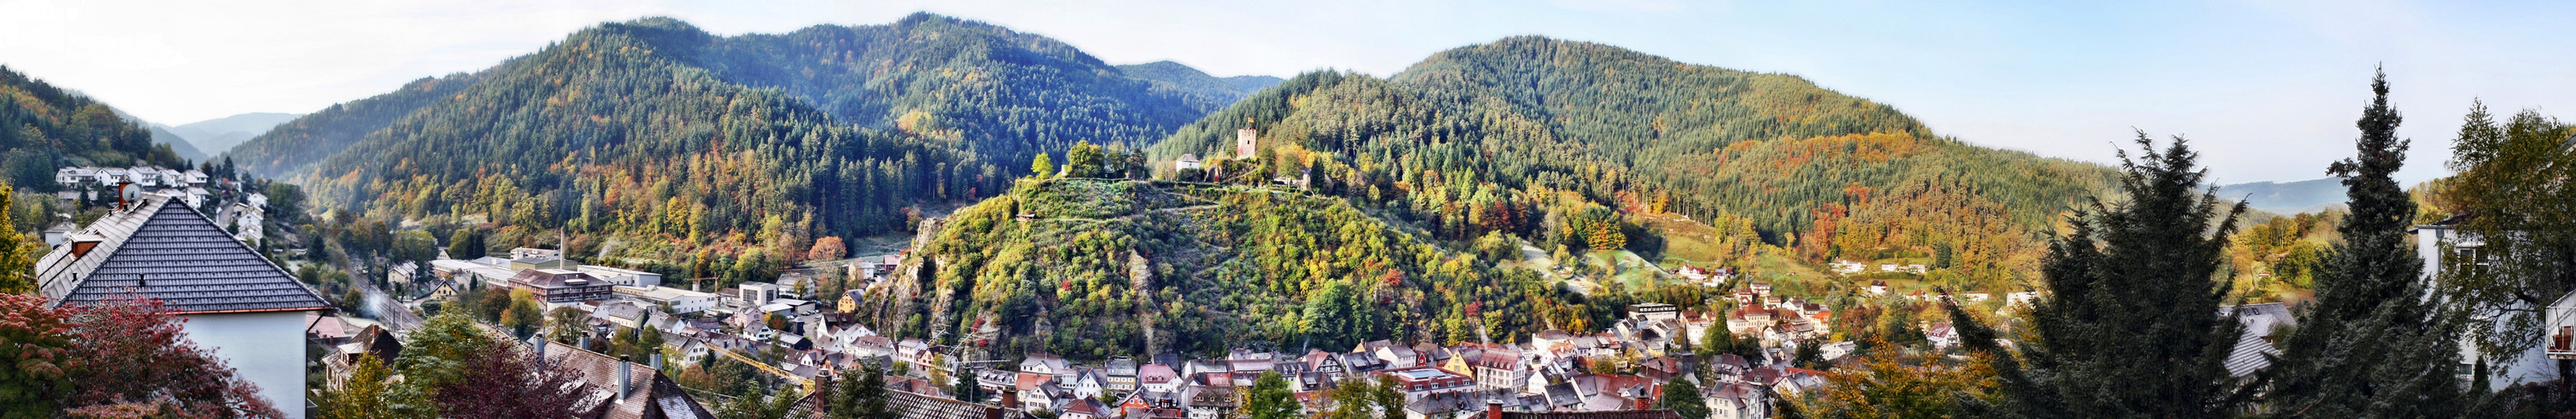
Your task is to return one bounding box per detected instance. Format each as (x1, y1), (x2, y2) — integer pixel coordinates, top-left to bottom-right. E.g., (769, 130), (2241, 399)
(2549, 291), (2576, 360)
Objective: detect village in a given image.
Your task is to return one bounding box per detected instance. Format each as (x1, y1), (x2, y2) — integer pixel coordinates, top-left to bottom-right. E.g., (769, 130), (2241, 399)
(23, 161), (2334, 419)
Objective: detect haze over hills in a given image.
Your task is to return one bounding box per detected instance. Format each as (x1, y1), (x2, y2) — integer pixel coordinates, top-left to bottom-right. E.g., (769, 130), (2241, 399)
(169, 112), (300, 154)
(1115, 60), (1285, 109)
(2220, 178), (2348, 215)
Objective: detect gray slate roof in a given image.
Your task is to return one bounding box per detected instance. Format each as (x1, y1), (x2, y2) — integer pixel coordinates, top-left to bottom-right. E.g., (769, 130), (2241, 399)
(2220, 303), (2298, 377)
(35, 194), (329, 314)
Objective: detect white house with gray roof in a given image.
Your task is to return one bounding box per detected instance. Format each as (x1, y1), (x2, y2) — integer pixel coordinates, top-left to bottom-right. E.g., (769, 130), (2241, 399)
(34, 194), (332, 417)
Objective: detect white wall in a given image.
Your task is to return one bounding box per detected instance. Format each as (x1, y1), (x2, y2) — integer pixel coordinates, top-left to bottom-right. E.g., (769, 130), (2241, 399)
(184, 310), (311, 418)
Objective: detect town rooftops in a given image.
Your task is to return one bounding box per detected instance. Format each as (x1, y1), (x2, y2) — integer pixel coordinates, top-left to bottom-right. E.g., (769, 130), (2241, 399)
(34, 194), (329, 314)
(540, 340), (714, 419)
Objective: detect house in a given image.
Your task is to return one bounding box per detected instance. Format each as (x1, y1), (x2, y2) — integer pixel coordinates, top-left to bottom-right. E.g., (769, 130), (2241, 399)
(593, 301), (652, 329)
(42, 221), (73, 247)
(1107, 358), (1140, 393)
(1072, 370), (1109, 400)
(1176, 154), (1202, 171)
(1866, 281), (1888, 296)
(323, 324), (403, 382)
(34, 194), (333, 418)
(1382, 367), (1475, 397)
(1467, 348), (1528, 390)
(2220, 303), (2297, 378)
(1706, 383), (1768, 419)
(511, 269), (614, 303)
(1182, 385), (1238, 419)
(1138, 364), (1182, 393)
(226, 203), (263, 244)
(535, 339), (715, 419)
(55, 167), (95, 187)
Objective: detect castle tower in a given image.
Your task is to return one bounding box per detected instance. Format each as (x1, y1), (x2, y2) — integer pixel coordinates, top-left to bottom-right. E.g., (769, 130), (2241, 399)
(1236, 127), (1259, 159)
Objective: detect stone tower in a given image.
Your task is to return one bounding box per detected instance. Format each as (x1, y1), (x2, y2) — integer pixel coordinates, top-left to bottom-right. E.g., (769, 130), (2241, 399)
(1236, 127), (1258, 159)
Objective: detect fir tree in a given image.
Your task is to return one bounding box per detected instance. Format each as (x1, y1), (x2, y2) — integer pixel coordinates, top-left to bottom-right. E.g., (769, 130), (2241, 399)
(2256, 69), (2463, 417)
(1950, 133), (2250, 418)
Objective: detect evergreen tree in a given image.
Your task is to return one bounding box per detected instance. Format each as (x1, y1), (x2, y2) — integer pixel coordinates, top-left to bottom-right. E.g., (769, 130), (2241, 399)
(1951, 133), (2249, 418)
(844, 363), (891, 419)
(2257, 70), (2463, 417)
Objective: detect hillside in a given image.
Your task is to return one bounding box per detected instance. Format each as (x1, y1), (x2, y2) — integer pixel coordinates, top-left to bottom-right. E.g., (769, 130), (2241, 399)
(0, 65), (189, 189)
(866, 177), (1649, 359)
(225, 72), (482, 177)
(1145, 38), (2117, 289)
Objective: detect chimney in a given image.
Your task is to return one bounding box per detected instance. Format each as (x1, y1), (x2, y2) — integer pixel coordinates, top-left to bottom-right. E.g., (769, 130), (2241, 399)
(1000, 390), (1020, 414)
(651, 353), (662, 370)
(579, 334), (590, 352)
(618, 354), (632, 401)
(1486, 399), (1504, 419)
(1634, 394), (1650, 411)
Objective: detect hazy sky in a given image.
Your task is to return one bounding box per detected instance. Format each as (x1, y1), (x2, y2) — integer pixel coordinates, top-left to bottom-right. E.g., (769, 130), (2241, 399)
(3, 0), (2568, 184)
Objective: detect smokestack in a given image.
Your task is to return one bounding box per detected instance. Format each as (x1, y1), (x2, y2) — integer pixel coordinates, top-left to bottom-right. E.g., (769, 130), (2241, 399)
(618, 354), (633, 401)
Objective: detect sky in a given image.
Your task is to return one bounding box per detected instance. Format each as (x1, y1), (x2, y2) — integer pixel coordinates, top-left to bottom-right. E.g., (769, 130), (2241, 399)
(2, 0), (2570, 184)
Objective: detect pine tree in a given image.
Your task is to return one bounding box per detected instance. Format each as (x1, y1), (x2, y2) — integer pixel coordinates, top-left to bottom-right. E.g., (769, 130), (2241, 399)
(1950, 133), (2250, 418)
(857, 363), (892, 419)
(2256, 69), (2463, 417)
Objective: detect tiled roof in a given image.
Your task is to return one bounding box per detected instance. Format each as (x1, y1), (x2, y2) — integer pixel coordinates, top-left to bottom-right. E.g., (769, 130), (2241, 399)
(36, 195), (329, 314)
(542, 340), (713, 419)
(2221, 303), (2298, 377)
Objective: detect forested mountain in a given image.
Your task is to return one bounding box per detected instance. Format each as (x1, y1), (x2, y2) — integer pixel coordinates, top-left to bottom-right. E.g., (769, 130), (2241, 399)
(169, 111), (300, 154)
(0, 65), (190, 189)
(1145, 38), (2116, 288)
(866, 176), (1669, 359)
(1116, 60), (1284, 110)
(226, 72), (482, 177)
(226, 14), (1270, 270)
